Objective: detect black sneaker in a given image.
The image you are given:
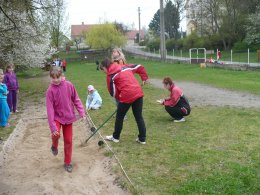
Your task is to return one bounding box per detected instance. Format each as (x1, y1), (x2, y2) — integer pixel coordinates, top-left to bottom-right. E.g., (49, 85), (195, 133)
(51, 146), (58, 156)
(64, 164), (73, 173)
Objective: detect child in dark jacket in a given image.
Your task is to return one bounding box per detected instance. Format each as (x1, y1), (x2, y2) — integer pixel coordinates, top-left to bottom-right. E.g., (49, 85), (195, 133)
(101, 58), (149, 144)
(4, 64), (19, 113)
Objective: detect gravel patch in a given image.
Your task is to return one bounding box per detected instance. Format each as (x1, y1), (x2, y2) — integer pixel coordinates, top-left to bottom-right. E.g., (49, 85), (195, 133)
(150, 78), (260, 109)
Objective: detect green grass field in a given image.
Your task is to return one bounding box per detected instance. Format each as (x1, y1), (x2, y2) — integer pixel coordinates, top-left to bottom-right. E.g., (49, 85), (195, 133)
(65, 59), (260, 194)
(2, 59), (259, 194)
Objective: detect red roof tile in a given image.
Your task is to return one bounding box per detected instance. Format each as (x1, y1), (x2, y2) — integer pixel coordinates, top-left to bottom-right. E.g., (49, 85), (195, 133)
(126, 30), (145, 40)
(71, 23), (145, 40)
(71, 24), (96, 37)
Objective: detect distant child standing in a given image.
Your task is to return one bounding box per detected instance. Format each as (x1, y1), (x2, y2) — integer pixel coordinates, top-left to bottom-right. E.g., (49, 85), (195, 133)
(46, 67), (86, 173)
(0, 71), (10, 127)
(217, 50), (221, 61)
(61, 59), (67, 72)
(86, 85), (102, 110)
(4, 64), (19, 113)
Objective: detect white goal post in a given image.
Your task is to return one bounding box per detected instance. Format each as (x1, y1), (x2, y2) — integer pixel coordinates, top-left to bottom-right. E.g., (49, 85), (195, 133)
(189, 48), (206, 64)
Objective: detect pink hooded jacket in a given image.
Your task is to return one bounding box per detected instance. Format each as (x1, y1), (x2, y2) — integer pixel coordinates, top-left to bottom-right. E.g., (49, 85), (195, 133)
(46, 80), (85, 132)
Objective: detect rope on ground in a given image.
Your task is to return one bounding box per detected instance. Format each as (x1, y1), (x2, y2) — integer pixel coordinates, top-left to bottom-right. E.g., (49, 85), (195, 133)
(85, 111), (139, 193)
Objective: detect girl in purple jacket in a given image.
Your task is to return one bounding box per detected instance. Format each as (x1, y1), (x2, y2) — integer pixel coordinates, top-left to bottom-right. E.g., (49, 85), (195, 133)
(46, 67), (86, 172)
(4, 64), (19, 113)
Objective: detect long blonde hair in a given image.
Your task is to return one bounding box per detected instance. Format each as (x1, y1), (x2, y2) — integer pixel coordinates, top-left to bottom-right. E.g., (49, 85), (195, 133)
(111, 48), (126, 64)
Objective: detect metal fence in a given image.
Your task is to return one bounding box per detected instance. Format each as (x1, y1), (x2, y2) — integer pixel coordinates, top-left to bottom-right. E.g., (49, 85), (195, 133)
(125, 46), (260, 66)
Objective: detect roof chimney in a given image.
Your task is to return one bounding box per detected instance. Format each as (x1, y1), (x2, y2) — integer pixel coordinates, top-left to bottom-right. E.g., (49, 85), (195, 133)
(82, 22), (84, 25)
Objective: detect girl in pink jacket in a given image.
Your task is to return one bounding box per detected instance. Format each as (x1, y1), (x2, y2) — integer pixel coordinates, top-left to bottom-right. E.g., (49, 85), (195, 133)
(157, 77), (191, 122)
(46, 67), (85, 172)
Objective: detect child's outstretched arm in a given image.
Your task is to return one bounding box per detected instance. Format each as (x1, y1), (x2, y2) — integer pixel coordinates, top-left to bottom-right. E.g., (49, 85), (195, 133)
(122, 64), (149, 83)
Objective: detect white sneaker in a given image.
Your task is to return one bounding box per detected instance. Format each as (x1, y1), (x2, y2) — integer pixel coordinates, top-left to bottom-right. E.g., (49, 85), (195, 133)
(105, 135), (119, 143)
(136, 138), (146, 145)
(174, 118), (185, 123)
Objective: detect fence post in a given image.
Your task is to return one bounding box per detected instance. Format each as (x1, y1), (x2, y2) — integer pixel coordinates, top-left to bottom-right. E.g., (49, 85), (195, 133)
(248, 48), (250, 64)
(189, 49), (191, 64)
(154, 48), (155, 54)
(159, 49), (160, 55)
(166, 49), (167, 57)
(173, 49), (174, 57)
(181, 50), (182, 58)
(231, 49), (232, 63)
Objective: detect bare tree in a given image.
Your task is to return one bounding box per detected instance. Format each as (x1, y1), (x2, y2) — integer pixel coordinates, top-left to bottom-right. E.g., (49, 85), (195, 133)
(42, 0), (69, 49)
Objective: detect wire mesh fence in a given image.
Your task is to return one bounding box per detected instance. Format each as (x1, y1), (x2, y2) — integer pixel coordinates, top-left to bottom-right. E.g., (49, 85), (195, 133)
(126, 46), (260, 66)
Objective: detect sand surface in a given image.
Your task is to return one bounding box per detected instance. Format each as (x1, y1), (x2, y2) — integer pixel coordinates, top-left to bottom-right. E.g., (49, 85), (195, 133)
(0, 76), (130, 195)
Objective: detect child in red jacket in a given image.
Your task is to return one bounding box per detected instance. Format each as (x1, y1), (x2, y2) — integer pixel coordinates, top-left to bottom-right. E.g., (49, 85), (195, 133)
(157, 77), (191, 122)
(101, 58), (149, 144)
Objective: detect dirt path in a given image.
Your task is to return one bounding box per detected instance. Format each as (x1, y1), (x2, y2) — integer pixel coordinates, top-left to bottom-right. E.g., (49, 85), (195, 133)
(0, 78), (130, 194)
(150, 78), (260, 108)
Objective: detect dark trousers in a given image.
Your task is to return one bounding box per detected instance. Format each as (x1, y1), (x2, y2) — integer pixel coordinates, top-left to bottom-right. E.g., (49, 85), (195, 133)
(7, 90), (17, 112)
(113, 97), (146, 142)
(165, 106), (189, 120)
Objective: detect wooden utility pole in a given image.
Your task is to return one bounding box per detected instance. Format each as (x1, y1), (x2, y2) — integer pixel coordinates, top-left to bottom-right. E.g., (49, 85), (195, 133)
(160, 0), (166, 60)
(138, 7), (141, 43)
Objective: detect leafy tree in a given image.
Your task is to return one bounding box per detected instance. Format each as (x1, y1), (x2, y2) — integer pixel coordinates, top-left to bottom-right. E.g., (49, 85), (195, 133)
(113, 21), (128, 34)
(149, 0), (182, 39)
(195, 0), (259, 49)
(245, 6), (260, 45)
(164, 1), (180, 39)
(43, 0), (69, 49)
(149, 10), (160, 36)
(85, 23), (127, 49)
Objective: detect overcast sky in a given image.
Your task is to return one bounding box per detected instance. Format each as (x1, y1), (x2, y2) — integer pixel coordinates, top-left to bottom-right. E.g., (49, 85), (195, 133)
(66, 0), (186, 30)
(66, 0), (159, 29)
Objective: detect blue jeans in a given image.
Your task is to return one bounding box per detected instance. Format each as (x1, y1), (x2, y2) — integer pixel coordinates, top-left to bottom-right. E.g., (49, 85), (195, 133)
(113, 97), (146, 142)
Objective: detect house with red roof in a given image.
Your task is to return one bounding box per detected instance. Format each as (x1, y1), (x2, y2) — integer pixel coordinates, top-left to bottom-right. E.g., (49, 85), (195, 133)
(71, 22), (145, 46)
(71, 22), (96, 41)
(126, 30), (145, 45)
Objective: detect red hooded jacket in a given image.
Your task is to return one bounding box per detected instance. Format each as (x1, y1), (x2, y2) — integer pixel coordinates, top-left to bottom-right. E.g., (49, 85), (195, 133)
(163, 84), (183, 106)
(106, 63), (148, 103)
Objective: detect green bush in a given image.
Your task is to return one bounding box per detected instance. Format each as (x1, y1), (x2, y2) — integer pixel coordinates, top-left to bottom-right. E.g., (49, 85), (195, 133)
(233, 41), (249, 51)
(182, 32), (199, 49)
(166, 38), (176, 50)
(147, 38), (160, 50)
(139, 40), (146, 46)
(250, 43), (260, 51)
